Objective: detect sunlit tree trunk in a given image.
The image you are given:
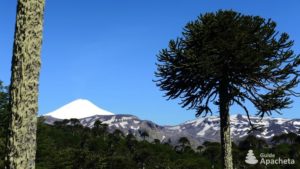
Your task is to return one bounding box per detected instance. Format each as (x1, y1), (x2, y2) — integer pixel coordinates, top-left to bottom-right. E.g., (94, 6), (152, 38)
(6, 0), (45, 168)
(219, 78), (233, 169)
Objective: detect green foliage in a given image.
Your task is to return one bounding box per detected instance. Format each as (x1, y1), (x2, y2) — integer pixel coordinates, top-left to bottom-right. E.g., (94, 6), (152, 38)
(0, 80), (299, 168)
(155, 9), (300, 122)
(34, 120), (221, 169)
(0, 114), (299, 168)
(155, 10), (300, 169)
(239, 135), (268, 150)
(0, 85), (300, 169)
(139, 130), (149, 141)
(36, 121), (300, 168)
(175, 137), (191, 153)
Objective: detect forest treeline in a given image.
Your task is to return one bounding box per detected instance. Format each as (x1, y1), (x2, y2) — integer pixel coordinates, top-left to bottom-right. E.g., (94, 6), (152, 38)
(0, 116), (299, 169)
(0, 82), (300, 169)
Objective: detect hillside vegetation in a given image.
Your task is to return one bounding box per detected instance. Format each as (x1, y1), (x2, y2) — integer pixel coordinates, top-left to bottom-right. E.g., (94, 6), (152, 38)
(0, 116), (299, 169)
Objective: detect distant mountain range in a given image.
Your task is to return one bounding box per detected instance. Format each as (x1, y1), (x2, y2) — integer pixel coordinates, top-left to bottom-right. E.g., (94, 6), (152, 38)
(43, 99), (300, 148)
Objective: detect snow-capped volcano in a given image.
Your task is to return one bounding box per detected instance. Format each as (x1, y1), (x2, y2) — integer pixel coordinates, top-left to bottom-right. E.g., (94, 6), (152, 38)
(44, 99), (114, 119)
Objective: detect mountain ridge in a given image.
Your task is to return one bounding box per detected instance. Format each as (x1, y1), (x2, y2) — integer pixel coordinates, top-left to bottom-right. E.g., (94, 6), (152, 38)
(43, 113), (300, 148)
(43, 99), (300, 148)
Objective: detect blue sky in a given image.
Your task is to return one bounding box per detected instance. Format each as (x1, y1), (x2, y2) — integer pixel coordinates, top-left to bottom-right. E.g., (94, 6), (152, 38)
(1, 0), (299, 125)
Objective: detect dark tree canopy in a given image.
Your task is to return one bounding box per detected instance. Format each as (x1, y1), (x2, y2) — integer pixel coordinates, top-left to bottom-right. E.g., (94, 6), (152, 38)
(139, 130), (149, 141)
(178, 137), (190, 147)
(155, 10), (300, 124)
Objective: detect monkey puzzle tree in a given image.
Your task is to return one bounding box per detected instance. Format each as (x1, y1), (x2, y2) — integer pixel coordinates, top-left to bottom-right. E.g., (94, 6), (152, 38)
(155, 10), (300, 169)
(6, 0), (45, 168)
(139, 130), (149, 141)
(177, 137), (191, 152)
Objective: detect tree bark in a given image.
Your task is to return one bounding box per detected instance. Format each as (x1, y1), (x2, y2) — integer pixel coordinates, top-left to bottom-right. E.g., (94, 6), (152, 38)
(219, 79), (233, 169)
(6, 0), (45, 168)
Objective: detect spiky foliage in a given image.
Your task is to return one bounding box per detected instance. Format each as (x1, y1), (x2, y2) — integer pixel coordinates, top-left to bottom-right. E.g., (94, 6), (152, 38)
(155, 10), (300, 125)
(155, 10), (300, 169)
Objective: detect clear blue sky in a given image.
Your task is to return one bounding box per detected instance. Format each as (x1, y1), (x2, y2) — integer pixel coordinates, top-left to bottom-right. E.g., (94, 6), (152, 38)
(1, 0), (299, 125)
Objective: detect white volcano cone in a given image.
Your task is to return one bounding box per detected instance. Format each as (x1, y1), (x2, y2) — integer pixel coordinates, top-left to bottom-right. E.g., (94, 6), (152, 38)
(45, 99), (114, 119)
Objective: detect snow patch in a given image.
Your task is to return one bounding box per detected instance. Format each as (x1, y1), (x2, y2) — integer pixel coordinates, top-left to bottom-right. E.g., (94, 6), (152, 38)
(104, 116), (116, 125)
(293, 121), (300, 125)
(133, 120), (140, 124)
(192, 118), (205, 127)
(238, 133), (248, 138)
(263, 134), (274, 139)
(168, 126), (181, 130)
(119, 121), (128, 128)
(273, 118), (288, 124)
(121, 116), (134, 121)
(130, 126), (140, 130)
(197, 124), (211, 136)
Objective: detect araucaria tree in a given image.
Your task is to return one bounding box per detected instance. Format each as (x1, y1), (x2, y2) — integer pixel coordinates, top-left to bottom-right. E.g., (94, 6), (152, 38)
(6, 0), (45, 168)
(155, 10), (300, 169)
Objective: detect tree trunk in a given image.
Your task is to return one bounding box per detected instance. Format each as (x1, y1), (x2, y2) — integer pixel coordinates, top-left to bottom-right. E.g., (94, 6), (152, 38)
(219, 79), (233, 169)
(6, 0), (45, 168)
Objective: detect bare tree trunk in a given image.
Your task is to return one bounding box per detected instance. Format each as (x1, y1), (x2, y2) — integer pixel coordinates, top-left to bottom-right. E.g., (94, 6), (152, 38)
(6, 0), (45, 168)
(219, 79), (233, 169)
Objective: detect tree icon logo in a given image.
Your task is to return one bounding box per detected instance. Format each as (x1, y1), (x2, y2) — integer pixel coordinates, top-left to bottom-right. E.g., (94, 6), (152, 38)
(245, 149), (258, 165)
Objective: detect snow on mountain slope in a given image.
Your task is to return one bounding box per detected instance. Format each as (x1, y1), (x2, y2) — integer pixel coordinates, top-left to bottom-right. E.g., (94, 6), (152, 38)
(44, 99), (114, 119)
(43, 99), (300, 147)
(178, 114), (299, 143)
(43, 111), (300, 149)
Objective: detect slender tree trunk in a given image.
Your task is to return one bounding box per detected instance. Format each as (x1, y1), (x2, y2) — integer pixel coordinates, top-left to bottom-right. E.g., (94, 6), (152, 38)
(219, 79), (233, 169)
(6, 0), (45, 168)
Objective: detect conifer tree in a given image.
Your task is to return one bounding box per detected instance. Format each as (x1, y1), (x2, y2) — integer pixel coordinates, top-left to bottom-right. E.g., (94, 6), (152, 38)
(140, 130), (149, 141)
(178, 137), (190, 148)
(155, 10), (300, 169)
(6, 0), (45, 168)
